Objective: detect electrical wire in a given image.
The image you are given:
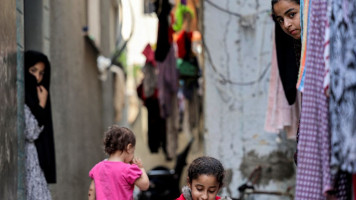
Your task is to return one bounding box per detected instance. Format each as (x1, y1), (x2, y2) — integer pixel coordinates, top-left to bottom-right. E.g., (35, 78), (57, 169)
(200, 0), (271, 86)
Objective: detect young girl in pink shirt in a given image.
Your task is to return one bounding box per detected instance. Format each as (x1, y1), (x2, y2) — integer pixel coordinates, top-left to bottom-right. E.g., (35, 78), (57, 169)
(88, 125), (149, 200)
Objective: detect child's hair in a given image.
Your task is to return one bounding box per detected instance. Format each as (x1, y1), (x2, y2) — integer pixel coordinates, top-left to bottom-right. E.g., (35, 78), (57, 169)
(103, 125), (136, 155)
(187, 156), (225, 188)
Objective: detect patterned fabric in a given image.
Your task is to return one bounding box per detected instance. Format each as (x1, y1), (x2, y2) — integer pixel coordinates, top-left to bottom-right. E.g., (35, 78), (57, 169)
(295, 1), (333, 199)
(329, 0), (356, 174)
(25, 105), (52, 200)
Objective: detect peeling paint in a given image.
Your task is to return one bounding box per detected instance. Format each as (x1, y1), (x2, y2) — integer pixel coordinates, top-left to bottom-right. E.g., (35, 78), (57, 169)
(239, 150), (295, 186)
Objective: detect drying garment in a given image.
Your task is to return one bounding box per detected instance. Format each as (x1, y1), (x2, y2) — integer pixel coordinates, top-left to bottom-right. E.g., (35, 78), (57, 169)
(295, 1), (349, 199)
(329, 0), (356, 174)
(155, 0), (173, 62)
(265, 36), (300, 139)
(183, 84), (200, 134)
(142, 44), (156, 67)
(25, 50), (56, 183)
(25, 105), (52, 200)
(297, 0), (311, 92)
(166, 95), (179, 159)
(145, 97), (167, 154)
(112, 66), (126, 122)
(142, 63), (157, 98)
(157, 46), (179, 118)
(274, 24), (300, 105)
(176, 31), (193, 59)
(172, 3), (194, 32)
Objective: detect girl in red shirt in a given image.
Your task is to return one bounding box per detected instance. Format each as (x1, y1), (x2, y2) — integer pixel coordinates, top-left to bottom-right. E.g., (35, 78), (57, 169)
(176, 156), (230, 200)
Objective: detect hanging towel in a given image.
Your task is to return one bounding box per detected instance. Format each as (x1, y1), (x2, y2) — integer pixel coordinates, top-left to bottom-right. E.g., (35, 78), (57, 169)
(264, 36), (300, 139)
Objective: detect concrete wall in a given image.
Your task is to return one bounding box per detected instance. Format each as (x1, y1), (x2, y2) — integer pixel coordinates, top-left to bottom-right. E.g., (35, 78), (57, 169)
(0, 0), (23, 199)
(47, 1), (116, 199)
(203, 1), (295, 199)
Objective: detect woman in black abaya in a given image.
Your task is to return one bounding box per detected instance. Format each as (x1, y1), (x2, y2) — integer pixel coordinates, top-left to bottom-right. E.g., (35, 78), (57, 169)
(25, 50), (56, 197)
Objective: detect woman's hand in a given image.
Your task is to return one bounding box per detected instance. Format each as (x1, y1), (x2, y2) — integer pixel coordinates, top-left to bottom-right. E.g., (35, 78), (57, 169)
(37, 85), (48, 108)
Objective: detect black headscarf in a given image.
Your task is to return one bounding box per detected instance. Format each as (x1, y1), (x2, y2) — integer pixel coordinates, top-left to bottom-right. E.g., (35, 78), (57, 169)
(274, 24), (301, 105)
(25, 50), (56, 183)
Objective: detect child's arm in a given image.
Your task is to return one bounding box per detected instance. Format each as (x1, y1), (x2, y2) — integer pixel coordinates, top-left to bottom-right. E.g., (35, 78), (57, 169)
(88, 179), (96, 200)
(132, 158), (150, 191)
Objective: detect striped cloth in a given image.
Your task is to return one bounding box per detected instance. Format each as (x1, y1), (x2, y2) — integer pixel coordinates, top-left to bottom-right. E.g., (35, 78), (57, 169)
(296, 0), (310, 92)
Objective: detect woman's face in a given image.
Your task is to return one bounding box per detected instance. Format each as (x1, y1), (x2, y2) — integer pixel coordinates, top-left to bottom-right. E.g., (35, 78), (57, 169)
(188, 175), (220, 200)
(29, 62), (45, 83)
(273, 0), (301, 39)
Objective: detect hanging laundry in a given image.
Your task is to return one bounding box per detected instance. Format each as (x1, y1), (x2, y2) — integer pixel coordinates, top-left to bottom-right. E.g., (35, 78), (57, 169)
(296, 0), (310, 92)
(142, 44), (158, 98)
(295, 1), (350, 199)
(264, 36), (300, 139)
(165, 95), (179, 160)
(329, 0), (356, 175)
(157, 46), (179, 118)
(156, 45), (179, 159)
(142, 43), (156, 67)
(137, 44), (168, 156)
(173, 3), (194, 32)
(176, 31), (193, 59)
(154, 0), (174, 62)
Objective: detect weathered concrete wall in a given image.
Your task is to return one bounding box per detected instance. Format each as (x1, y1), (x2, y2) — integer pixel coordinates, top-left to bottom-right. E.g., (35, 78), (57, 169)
(203, 1), (295, 199)
(16, 0), (26, 198)
(0, 0), (19, 199)
(48, 1), (115, 199)
(100, 0), (115, 130)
